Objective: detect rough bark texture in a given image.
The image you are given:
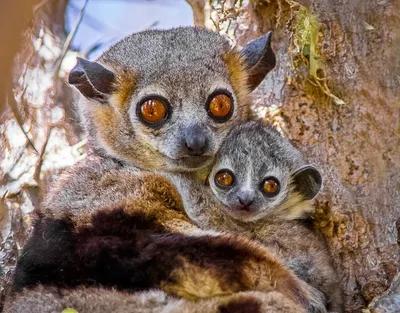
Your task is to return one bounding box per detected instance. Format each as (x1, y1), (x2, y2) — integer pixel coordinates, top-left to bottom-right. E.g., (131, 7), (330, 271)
(368, 273), (400, 313)
(202, 0), (400, 312)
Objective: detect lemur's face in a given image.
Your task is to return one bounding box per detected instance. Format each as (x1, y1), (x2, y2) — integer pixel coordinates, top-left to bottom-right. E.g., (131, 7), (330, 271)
(69, 28), (276, 172)
(208, 122), (322, 222)
(125, 66), (244, 171)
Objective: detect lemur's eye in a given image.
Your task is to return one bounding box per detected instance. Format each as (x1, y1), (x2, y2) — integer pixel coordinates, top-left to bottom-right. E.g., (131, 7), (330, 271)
(138, 97), (168, 126)
(207, 91), (233, 122)
(215, 170), (235, 188)
(209, 94), (231, 117)
(262, 177), (280, 197)
(140, 99), (166, 123)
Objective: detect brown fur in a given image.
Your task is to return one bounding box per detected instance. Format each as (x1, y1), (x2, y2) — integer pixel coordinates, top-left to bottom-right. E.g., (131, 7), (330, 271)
(8, 156), (321, 312)
(222, 50), (251, 114)
(4, 285), (306, 313)
(111, 65), (137, 109)
(219, 295), (262, 313)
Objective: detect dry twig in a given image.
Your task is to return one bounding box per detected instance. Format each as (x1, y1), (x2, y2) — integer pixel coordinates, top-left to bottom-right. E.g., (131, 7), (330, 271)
(6, 87), (38, 154)
(33, 127), (53, 183)
(53, 0), (89, 76)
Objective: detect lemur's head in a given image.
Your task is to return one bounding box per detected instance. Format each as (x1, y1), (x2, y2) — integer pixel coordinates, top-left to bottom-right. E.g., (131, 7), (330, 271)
(208, 121), (322, 222)
(69, 27), (275, 172)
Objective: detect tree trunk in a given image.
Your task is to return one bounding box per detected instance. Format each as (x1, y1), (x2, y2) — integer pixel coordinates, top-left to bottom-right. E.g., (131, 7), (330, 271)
(186, 0), (206, 27)
(201, 1), (400, 312)
(0, 0), (39, 117)
(0, 0), (76, 309)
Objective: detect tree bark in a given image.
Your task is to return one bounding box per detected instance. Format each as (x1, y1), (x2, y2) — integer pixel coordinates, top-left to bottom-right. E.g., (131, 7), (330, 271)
(200, 1), (400, 312)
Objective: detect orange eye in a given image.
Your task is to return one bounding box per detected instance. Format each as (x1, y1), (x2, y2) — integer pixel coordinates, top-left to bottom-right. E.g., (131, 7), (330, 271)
(262, 177), (280, 197)
(215, 170), (235, 188)
(208, 93), (233, 120)
(140, 98), (167, 124)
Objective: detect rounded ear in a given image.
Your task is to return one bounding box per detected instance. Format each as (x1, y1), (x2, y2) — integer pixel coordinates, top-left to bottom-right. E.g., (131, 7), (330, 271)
(240, 31), (277, 91)
(291, 165), (322, 200)
(68, 57), (116, 104)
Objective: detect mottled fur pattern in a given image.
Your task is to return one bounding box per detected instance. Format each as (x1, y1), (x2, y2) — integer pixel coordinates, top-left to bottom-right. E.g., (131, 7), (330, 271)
(169, 121), (343, 312)
(4, 285), (306, 313)
(7, 156), (324, 313)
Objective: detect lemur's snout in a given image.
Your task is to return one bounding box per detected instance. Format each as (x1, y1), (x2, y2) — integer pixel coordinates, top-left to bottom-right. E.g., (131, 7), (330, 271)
(238, 197), (254, 207)
(183, 126), (208, 156)
(237, 191), (255, 210)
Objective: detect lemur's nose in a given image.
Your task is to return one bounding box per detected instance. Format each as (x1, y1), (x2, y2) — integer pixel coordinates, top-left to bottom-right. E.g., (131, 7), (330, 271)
(185, 136), (207, 156)
(184, 126), (208, 156)
(238, 195), (254, 207)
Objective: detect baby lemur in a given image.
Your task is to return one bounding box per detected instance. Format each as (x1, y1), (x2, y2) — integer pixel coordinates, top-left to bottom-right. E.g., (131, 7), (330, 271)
(169, 121), (343, 313)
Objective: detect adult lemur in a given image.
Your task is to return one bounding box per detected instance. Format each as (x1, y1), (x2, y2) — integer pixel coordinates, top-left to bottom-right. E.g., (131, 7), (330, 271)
(69, 27), (275, 172)
(5, 28), (325, 313)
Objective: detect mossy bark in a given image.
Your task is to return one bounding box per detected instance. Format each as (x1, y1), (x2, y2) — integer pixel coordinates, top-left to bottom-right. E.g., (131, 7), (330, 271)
(201, 1), (400, 312)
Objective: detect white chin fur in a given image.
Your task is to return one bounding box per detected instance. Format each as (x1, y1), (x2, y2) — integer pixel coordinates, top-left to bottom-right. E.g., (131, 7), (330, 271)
(223, 207), (267, 223)
(223, 197), (314, 222)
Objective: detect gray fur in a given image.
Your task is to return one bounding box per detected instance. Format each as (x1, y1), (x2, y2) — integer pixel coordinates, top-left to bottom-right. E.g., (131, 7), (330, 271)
(69, 27), (277, 172)
(99, 27), (232, 87)
(209, 121), (308, 222)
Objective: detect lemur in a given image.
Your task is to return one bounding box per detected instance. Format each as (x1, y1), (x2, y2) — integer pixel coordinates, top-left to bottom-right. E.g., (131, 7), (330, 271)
(168, 121), (343, 313)
(68, 27), (276, 172)
(6, 156), (325, 313)
(4, 28), (325, 313)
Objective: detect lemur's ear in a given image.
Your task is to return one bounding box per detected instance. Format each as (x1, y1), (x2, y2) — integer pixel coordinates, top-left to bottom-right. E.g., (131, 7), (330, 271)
(240, 31), (276, 91)
(68, 57), (116, 104)
(291, 165), (322, 200)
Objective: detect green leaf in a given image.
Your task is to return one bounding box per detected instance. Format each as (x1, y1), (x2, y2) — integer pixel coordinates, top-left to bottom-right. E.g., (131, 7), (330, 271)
(62, 308), (78, 313)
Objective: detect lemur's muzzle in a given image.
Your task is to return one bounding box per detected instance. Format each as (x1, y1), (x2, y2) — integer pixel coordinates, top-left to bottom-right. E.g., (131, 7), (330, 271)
(183, 125), (208, 156)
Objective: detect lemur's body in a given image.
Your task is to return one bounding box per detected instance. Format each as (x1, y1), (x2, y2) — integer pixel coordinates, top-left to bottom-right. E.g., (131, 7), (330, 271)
(4, 27), (326, 313)
(168, 121), (343, 313)
(6, 156), (323, 313)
